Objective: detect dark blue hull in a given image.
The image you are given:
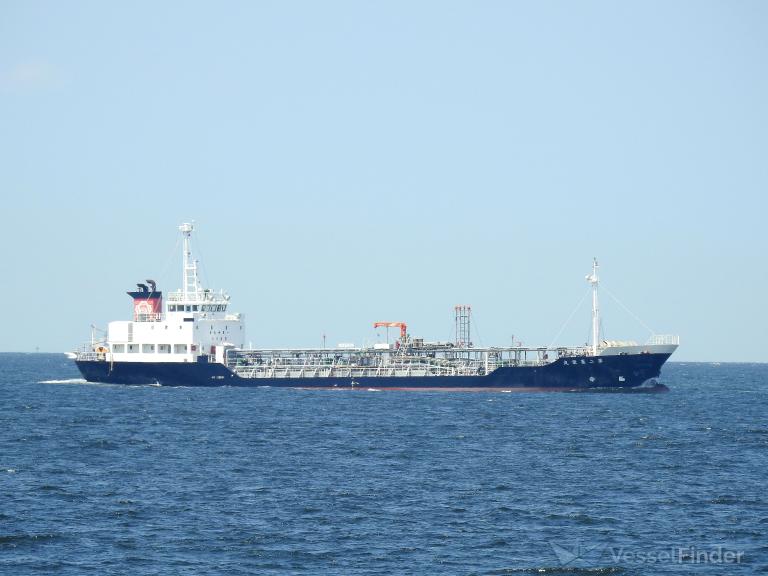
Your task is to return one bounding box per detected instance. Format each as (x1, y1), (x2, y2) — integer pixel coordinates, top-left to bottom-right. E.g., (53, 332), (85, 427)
(75, 353), (672, 390)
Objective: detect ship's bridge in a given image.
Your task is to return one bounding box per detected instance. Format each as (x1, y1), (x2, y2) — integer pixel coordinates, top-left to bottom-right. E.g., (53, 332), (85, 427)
(166, 289), (230, 315)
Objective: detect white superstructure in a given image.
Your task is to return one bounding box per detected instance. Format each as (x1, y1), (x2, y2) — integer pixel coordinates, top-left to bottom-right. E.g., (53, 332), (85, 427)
(85, 223), (245, 364)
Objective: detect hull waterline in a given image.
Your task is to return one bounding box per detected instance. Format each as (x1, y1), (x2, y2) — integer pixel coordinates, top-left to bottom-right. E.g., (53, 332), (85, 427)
(76, 352), (672, 390)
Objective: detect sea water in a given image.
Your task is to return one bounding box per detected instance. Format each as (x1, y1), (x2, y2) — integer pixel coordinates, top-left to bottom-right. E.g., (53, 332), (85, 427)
(1, 353), (766, 574)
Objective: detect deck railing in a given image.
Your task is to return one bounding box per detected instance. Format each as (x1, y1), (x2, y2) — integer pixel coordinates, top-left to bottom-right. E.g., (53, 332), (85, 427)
(646, 334), (680, 345)
(224, 345), (586, 379)
(134, 313), (163, 322)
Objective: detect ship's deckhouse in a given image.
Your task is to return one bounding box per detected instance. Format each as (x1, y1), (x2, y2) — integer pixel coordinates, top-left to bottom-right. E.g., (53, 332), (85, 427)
(104, 223), (244, 364)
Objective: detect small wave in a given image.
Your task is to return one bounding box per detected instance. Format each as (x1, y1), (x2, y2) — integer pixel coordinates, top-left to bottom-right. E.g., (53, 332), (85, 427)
(0, 532), (63, 546)
(38, 378), (88, 385)
(38, 484), (72, 494)
(484, 567), (625, 574)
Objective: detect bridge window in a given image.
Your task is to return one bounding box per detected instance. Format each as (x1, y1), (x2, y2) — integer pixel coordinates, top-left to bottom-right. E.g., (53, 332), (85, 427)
(142, 344), (155, 353)
(158, 344), (171, 354)
(174, 344), (188, 354)
(127, 344), (139, 353)
(113, 344), (125, 353)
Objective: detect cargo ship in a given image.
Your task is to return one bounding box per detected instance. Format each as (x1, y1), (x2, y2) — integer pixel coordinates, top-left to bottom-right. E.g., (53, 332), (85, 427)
(72, 223), (678, 390)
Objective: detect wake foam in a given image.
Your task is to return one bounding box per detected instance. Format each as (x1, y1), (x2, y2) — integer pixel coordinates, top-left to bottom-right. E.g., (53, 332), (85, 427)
(38, 378), (88, 385)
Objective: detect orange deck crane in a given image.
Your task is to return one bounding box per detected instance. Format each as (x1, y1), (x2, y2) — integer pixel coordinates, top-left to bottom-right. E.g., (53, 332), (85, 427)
(373, 321), (408, 341)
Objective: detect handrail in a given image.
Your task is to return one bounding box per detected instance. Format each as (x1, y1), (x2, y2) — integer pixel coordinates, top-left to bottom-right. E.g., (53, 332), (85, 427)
(646, 334), (680, 345)
(133, 313), (163, 322)
(166, 290), (229, 303)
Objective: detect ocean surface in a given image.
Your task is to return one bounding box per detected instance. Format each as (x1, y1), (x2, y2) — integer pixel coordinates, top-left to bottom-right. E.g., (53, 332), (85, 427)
(1, 354), (766, 575)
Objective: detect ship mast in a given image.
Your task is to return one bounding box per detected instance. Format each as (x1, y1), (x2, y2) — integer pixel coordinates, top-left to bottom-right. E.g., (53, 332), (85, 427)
(586, 258), (600, 356)
(180, 222), (201, 300)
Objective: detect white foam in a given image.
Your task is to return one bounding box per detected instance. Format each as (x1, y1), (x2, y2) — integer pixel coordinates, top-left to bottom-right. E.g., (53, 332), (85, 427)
(38, 378), (88, 385)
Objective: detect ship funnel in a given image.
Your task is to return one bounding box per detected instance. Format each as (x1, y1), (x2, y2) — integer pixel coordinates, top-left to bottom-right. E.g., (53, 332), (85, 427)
(146, 279), (157, 292)
(128, 282), (163, 321)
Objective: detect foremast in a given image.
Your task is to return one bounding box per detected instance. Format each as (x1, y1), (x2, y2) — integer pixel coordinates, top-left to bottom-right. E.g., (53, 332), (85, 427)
(586, 258), (600, 356)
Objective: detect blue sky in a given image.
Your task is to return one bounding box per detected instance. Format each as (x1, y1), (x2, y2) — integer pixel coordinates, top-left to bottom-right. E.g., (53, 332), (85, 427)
(1, 1), (766, 361)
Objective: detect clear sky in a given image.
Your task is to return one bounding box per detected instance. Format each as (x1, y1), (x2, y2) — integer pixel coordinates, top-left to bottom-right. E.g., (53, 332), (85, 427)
(1, 1), (766, 361)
